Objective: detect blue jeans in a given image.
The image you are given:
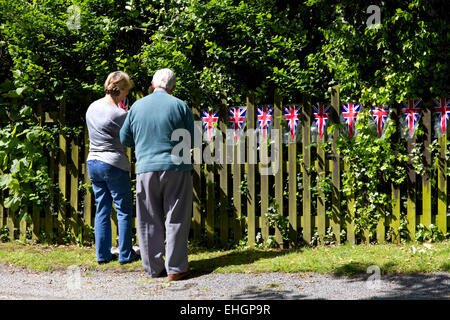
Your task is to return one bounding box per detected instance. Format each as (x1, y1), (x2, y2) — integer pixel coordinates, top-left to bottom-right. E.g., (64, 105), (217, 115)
(87, 160), (136, 263)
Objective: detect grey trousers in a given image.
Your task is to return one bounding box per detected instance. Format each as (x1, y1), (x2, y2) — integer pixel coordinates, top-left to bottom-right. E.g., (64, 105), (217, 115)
(136, 170), (192, 277)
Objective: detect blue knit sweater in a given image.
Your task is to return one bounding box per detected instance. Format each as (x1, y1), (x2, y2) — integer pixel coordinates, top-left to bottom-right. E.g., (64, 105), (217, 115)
(119, 90), (194, 173)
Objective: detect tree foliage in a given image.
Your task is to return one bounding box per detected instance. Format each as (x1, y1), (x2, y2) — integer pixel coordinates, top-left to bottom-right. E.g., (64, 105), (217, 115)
(2, 0), (448, 110)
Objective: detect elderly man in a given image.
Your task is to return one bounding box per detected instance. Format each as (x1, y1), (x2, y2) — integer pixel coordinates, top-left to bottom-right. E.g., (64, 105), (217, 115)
(120, 68), (194, 281)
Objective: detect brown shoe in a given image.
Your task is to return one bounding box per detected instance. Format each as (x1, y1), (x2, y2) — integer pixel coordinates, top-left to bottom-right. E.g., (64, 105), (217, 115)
(167, 269), (191, 281)
(151, 270), (167, 278)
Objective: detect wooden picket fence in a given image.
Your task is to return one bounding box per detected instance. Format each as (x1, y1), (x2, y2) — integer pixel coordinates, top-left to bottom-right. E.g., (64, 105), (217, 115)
(0, 86), (448, 247)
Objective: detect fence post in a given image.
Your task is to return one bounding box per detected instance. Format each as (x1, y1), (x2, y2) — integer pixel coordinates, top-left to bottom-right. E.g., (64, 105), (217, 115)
(330, 86), (341, 244)
(421, 99), (432, 228)
(437, 121), (447, 234)
(344, 164), (356, 244)
(259, 123), (270, 243)
(58, 98), (67, 242)
(273, 90), (284, 245)
(47, 116), (56, 242)
(316, 120), (326, 243)
(206, 159), (215, 247)
(192, 107), (202, 243)
(246, 92), (256, 247)
(376, 210), (386, 244)
(70, 135), (80, 241)
(390, 103), (402, 243)
(7, 208), (14, 240)
(287, 109), (298, 246)
(301, 97), (312, 244)
(31, 206), (40, 241)
(376, 99), (386, 244)
(219, 101), (229, 247)
(407, 128), (417, 241)
(232, 124), (243, 244)
(31, 105), (44, 241)
(0, 191), (3, 234)
(19, 208), (27, 241)
(84, 127), (93, 231)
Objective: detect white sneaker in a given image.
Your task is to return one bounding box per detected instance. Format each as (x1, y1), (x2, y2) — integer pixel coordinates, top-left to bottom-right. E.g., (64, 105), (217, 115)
(132, 246), (140, 256)
(111, 247), (120, 255)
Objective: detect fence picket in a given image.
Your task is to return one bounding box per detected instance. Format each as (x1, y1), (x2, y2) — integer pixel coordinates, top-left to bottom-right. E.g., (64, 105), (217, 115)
(391, 104), (401, 243)
(206, 161), (215, 247)
(219, 118), (229, 247)
(84, 128), (93, 229)
(345, 161), (356, 244)
(437, 132), (447, 234)
(302, 101), (312, 244)
(32, 206), (40, 240)
(70, 138), (79, 240)
(288, 137), (298, 246)
(392, 187), (401, 243)
(330, 86), (341, 243)
(58, 99), (67, 242)
(407, 137), (417, 241)
(19, 208), (27, 241)
(232, 145), (243, 243)
(317, 135), (326, 243)
(191, 108), (202, 242)
(260, 150), (269, 242)
(46, 149), (56, 242)
(246, 94), (256, 246)
(273, 90), (284, 245)
(376, 211), (385, 244)
(7, 208), (14, 240)
(422, 100), (432, 228)
(0, 191), (4, 231)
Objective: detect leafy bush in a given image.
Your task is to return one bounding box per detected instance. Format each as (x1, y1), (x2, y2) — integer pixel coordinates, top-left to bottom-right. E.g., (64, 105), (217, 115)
(0, 106), (59, 218)
(329, 108), (407, 235)
(415, 224), (446, 243)
(0, 225), (9, 242)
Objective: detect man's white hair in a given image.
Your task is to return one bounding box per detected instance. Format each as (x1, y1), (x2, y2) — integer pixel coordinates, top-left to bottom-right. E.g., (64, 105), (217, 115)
(152, 68), (176, 91)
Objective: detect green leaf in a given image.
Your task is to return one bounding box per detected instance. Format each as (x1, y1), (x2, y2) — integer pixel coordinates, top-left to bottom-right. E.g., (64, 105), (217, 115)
(0, 174), (12, 189)
(15, 87), (26, 96)
(4, 196), (20, 212)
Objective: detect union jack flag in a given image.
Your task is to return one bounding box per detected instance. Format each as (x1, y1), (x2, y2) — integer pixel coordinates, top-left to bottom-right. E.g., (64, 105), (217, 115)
(283, 105), (301, 140)
(257, 105), (274, 140)
(402, 99), (422, 137)
(433, 98), (450, 134)
(371, 105), (390, 137)
(342, 104), (361, 137)
(202, 109), (219, 142)
(117, 97), (128, 111)
(312, 104), (331, 139)
(229, 107), (247, 143)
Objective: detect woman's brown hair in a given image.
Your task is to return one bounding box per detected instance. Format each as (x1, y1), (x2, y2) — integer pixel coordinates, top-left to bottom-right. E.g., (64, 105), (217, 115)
(104, 71), (133, 96)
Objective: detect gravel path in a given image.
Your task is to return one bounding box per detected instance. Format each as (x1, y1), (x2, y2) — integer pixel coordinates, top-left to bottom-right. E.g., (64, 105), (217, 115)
(0, 264), (448, 300)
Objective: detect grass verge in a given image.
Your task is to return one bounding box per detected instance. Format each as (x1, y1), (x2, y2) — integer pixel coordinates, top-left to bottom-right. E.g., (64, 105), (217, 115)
(0, 241), (448, 275)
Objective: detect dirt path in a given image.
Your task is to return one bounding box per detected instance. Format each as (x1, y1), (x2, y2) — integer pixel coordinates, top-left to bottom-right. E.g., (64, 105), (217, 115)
(0, 264), (448, 300)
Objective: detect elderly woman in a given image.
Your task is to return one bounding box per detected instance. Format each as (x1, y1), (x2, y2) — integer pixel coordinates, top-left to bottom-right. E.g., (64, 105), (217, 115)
(86, 71), (139, 264)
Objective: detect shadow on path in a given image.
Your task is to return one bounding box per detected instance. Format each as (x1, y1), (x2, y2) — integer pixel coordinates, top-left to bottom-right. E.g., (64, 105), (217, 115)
(333, 262), (449, 300)
(229, 285), (307, 300)
(375, 273), (450, 300)
(188, 249), (288, 278)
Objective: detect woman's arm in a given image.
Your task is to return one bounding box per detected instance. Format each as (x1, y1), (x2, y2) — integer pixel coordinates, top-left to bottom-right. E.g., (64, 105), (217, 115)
(119, 111), (135, 148)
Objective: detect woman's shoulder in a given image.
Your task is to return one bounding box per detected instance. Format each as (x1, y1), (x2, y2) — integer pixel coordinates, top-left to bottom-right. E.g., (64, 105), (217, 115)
(87, 98), (105, 111)
(88, 98), (123, 113)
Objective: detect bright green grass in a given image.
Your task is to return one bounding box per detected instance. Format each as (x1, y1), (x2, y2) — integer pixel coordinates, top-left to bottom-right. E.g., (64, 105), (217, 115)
(0, 241), (448, 275)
